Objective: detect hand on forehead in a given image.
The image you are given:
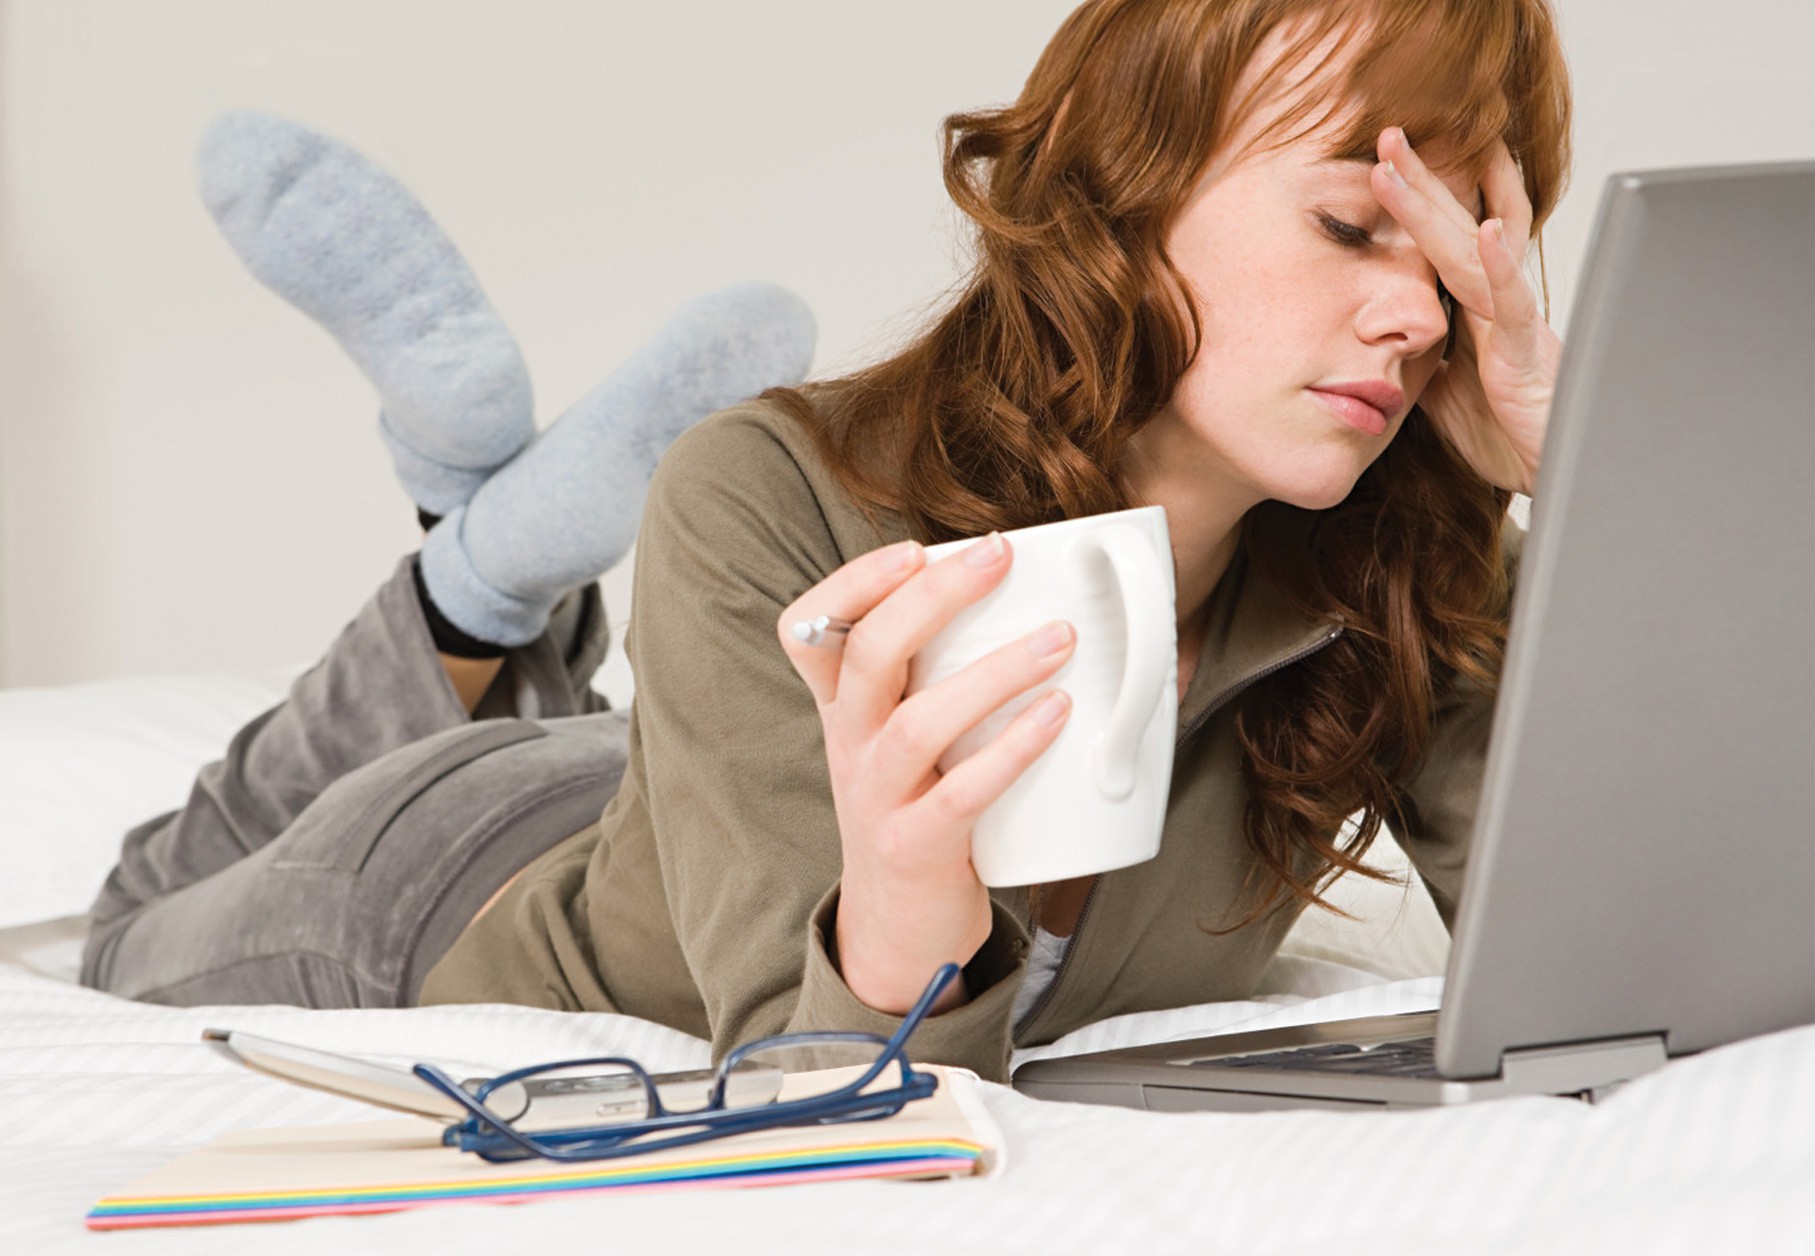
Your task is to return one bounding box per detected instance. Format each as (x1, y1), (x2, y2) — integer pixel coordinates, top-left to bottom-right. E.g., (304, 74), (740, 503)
(1209, 15), (1500, 221)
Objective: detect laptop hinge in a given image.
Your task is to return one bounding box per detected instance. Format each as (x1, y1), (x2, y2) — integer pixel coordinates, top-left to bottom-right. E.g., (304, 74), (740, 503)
(1498, 1033), (1669, 1100)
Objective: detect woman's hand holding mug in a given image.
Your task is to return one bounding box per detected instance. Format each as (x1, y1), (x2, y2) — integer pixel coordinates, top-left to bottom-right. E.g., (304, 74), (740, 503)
(777, 534), (1078, 1017)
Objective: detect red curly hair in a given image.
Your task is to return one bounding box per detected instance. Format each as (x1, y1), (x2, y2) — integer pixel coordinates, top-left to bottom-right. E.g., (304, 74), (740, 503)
(769, 0), (1572, 925)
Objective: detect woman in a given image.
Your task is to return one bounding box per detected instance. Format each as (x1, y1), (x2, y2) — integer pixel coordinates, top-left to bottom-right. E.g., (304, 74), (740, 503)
(86, 0), (1570, 1085)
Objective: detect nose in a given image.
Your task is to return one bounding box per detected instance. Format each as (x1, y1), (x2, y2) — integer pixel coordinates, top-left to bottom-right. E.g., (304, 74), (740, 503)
(1356, 254), (1451, 359)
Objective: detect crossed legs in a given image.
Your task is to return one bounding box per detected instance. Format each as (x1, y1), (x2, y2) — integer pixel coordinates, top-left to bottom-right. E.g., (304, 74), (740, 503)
(79, 559), (626, 1007)
(78, 111), (813, 1008)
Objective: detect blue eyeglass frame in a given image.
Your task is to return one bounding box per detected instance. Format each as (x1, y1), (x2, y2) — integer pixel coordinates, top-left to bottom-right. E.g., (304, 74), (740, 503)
(414, 963), (959, 1163)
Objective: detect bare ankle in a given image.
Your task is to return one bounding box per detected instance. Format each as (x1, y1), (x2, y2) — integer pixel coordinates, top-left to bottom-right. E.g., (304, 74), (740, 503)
(440, 654), (504, 714)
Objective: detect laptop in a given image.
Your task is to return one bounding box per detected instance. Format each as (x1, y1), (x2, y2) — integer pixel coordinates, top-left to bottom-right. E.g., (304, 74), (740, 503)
(1013, 161), (1815, 1111)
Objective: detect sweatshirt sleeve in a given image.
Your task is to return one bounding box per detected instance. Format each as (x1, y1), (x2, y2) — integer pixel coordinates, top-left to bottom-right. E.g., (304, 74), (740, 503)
(624, 404), (1029, 1081)
(1393, 675), (1495, 929)
(1394, 522), (1526, 929)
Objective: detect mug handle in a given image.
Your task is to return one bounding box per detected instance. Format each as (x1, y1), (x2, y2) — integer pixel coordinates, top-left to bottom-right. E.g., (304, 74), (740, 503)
(1073, 523), (1174, 800)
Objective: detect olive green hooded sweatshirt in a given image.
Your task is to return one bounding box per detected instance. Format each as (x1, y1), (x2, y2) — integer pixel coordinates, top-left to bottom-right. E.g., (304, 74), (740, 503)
(422, 396), (1508, 1083)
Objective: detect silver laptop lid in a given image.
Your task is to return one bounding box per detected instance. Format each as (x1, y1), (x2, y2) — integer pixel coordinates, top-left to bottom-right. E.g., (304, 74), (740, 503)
(1439, 162), (1815, 1079)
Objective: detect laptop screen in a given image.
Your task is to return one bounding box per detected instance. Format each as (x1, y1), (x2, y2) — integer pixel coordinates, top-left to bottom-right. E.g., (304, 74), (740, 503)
(1439, 162), (1815, 1078)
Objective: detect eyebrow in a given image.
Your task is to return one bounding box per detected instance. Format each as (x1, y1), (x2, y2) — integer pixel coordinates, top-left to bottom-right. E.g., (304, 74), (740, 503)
(1310, 156), (1486, 221)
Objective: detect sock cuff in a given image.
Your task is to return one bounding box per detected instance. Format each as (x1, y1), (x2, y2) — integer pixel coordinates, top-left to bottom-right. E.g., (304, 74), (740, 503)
(410, 556), (505, 659)
(418, 510), (557, 649)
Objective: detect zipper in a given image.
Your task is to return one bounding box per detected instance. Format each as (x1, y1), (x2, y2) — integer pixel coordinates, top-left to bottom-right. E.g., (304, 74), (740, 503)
(1175, 624), (1345, 749)
(1013, 876), (1101, 1038)
(1009, 623), (1343, 1042)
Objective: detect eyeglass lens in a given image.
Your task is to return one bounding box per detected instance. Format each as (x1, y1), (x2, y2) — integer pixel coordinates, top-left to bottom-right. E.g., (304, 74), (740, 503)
(509, 1063), (655, 1132)
(735, 1041), (895, 1103)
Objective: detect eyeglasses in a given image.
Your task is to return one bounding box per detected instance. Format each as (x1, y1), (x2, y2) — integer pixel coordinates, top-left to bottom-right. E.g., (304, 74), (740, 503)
(413, 963), (960, 1163)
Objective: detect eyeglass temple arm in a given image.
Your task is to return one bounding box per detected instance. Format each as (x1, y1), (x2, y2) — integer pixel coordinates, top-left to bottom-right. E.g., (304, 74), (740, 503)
(709, 961), (963, 1107)
(882, 962), (962, 1058)
(412, 1062), (550, 1155)
(419, 963), (959, 1146)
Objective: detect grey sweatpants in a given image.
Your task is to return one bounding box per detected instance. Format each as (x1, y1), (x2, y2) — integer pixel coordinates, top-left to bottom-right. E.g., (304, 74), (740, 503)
(79, 556), (630, 1008)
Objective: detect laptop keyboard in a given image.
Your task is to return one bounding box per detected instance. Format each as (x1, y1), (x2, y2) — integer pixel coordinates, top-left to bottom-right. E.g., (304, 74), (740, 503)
(1189, 1037), (1441, 1078)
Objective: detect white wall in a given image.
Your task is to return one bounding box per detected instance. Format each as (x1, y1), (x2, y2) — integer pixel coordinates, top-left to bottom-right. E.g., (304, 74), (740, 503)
(2, 0), (1811, 703)
(1536, 0), (1815, 335)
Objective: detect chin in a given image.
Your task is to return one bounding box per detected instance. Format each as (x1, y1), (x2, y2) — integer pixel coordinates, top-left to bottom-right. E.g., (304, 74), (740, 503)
(1270, 465), (1367, 512)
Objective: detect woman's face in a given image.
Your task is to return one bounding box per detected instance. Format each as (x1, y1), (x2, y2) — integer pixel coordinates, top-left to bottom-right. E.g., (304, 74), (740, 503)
(1141, 64), (1483, 515)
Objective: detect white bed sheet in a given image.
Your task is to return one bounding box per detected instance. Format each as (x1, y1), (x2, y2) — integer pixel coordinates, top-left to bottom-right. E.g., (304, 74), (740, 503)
(4, 928), (1812, 1255)
(3, 674), (1812, 1252)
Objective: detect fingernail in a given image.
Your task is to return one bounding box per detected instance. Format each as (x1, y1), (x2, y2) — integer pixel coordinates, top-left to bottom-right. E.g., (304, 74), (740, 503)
(1393, 126), (1411, 150)
(963, 532), (1006, 568)
(1027, 620), (1074, 659)
(1384, 160), (1408, 189)
(1484, 217), (1504, 245)
(887, 540), (924, 572)
(1032, 691), (1070, 727)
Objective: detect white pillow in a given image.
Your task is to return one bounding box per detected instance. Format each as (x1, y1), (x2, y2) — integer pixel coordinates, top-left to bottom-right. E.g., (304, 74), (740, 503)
(0, 672), (288, 928)
(1274, 827), (1451, 980)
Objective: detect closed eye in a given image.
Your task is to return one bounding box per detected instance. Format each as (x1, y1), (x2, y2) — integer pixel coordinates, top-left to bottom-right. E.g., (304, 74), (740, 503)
(1317, 209), (1455, 333)
(1315, 211), (1372, 248)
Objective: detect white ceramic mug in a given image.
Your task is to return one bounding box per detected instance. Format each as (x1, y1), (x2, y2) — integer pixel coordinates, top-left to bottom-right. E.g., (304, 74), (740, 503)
(907, 505), (1178, 887)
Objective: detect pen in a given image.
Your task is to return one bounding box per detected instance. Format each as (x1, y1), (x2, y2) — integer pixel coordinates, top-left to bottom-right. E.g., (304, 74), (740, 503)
(790, 614), (854, 649)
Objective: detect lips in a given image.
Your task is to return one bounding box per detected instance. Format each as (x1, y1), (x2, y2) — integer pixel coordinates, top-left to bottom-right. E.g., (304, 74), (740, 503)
(1308, 380), (1405, 437)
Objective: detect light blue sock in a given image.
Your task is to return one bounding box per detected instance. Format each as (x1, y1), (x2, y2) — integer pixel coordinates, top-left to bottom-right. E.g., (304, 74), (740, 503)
(419, 282), (816, 646)
(197, 111), (534, 515)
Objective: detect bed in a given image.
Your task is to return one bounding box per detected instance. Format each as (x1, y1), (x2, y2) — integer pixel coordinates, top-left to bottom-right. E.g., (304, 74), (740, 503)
(2, 671), (1810, 1253)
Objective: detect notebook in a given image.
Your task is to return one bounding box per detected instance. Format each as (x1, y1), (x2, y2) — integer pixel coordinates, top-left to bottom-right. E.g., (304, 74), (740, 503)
(88, 1063), (999, 1229)
(1014, 160), (1815, 1111)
